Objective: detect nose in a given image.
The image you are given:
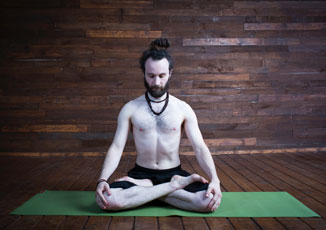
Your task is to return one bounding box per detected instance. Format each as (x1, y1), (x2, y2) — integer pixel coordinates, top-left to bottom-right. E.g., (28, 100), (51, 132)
(153, 76), (161, 86)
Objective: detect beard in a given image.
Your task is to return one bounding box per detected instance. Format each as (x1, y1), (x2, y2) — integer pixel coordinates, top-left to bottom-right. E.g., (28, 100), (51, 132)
(144, 78), (169, 98)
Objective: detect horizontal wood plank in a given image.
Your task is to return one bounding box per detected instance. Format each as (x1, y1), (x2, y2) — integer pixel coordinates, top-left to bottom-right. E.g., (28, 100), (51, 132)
(86, 30), (162, 38)
(244, 23), (326, 31)
(81, 0), (153, 9)
(183, 38), (300, 46)
(1, 125), (88, 133)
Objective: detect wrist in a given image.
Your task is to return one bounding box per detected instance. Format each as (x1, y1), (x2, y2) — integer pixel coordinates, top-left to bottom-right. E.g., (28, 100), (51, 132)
(210, 177), (220, 183)
(97, 178), (108, 186)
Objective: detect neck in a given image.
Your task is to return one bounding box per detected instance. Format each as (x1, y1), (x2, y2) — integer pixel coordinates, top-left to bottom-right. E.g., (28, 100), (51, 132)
(145, 91), (170, 116)
(147, 92), (168, 102)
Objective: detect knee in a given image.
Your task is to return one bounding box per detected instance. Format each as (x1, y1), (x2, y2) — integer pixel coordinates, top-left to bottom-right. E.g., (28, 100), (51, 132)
(103, 191), (126, 211)
(193, 193), (214, 213)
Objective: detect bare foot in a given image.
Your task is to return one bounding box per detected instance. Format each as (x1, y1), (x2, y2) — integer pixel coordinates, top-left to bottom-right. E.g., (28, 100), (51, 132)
(170, 174), (208, 190)
(114, 176), (153, 187)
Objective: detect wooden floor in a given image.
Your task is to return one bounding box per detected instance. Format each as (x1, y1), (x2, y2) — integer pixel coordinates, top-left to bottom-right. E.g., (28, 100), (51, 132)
(0, 152), (325, 230)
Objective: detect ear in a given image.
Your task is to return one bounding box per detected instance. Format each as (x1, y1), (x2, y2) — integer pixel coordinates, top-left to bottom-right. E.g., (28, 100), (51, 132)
(169, 69), (173, 77)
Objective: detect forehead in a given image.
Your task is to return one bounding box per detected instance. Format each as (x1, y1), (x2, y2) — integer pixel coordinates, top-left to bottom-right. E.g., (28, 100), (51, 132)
(145, 58), (169, 73)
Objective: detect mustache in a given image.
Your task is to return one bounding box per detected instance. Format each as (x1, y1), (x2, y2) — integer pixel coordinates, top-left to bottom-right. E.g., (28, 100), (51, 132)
(151, 86), (163, 90)
(144, 77), (169, 98)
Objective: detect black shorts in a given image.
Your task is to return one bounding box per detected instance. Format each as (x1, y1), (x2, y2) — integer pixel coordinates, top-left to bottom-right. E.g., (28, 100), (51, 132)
(110, 164), (208, 193)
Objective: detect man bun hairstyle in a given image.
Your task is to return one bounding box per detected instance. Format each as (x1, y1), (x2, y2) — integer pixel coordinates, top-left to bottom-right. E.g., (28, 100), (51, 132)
(140, 38), (173, 74)
(150, 38), (170, 51)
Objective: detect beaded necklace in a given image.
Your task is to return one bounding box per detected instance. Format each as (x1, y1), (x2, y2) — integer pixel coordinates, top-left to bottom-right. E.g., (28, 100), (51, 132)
(145, 91), (169, 116)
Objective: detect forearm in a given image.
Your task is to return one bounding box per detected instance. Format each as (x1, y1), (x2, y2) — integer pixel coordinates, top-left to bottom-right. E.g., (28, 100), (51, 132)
(195, 146), (219, 182)
(99, 144), (123, 181)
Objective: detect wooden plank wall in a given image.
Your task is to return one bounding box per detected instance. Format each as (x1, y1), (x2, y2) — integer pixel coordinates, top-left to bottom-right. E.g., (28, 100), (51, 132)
(0, 0), (326, 156)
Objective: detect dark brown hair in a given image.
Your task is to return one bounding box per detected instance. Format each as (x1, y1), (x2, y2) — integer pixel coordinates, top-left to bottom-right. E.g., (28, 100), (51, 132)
(139, 38), (173, 74)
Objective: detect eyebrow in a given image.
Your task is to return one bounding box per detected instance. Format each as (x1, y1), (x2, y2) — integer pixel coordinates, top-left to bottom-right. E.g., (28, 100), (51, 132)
(147, 72), (166, 75)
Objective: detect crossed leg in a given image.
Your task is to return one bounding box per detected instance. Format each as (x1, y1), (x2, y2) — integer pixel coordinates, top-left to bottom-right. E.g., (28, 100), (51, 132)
(104, 175), (213, 212)
(159, 189), (214, 212)
(114, 176), (153, 187)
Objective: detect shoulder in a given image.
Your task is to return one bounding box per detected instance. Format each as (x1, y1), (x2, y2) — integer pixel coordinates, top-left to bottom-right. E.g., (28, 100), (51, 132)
(170, 95), (196, 119)
(119, 95), (145, 118)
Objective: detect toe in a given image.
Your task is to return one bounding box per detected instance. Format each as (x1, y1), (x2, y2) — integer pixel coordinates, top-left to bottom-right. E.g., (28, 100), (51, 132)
(114, 176), (128, 182)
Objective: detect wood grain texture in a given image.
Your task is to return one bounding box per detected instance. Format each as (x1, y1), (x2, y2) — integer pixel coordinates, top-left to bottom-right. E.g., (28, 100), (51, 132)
(86, 30), (162, 38)
(1, 153), (326, 229)
(244, 23), (326, 31)
(183, 38), (300, 46)
(81, 0), (153, 9)
(0, 0), (326, 155)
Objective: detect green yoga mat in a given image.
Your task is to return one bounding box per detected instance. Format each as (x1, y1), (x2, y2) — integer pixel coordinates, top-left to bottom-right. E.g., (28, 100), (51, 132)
(11, 190), (320, 217)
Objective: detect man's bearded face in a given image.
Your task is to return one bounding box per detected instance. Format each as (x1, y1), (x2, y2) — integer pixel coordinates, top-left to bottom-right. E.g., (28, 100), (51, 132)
(144, 77), (169, 98)
(144, 58), (171, 98)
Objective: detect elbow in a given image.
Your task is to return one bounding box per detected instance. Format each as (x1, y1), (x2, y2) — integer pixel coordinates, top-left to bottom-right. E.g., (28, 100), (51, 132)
(193, 144), (209, 156)
(193, 146), (202, 156)
(108, 143), (124, 156)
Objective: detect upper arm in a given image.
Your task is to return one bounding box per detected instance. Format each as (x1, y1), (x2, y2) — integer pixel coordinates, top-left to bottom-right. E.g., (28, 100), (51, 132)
(110, 103), (132, 151)
(183, 102), (206, 151)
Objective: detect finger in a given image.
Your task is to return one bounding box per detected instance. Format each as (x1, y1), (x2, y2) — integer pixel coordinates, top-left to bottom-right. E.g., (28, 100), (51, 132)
(212, 190), (219, 201)
(96, 195), (106, 210)
(211, 197), (222, 211)
(208, 196), (216, 209)
(210, 200), (218, 212)
(208, 191), (218, 209)
(100, 200), (106, 210)
(99, 192), (109, 207)
(206, 187), (213, 197)
(211, 202), (218, 212)
(98, 184), (110, 205)
(213, 195), (222, 209)
(104, 185), (112, 196)
(103, 185), (111, 206)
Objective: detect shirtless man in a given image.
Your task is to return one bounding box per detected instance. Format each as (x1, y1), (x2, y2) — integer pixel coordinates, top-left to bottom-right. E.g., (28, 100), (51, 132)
(95, 38), (222, 213)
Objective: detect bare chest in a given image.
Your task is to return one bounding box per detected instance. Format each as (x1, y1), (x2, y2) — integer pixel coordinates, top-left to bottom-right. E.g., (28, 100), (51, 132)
(131, 104), (184, 133)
